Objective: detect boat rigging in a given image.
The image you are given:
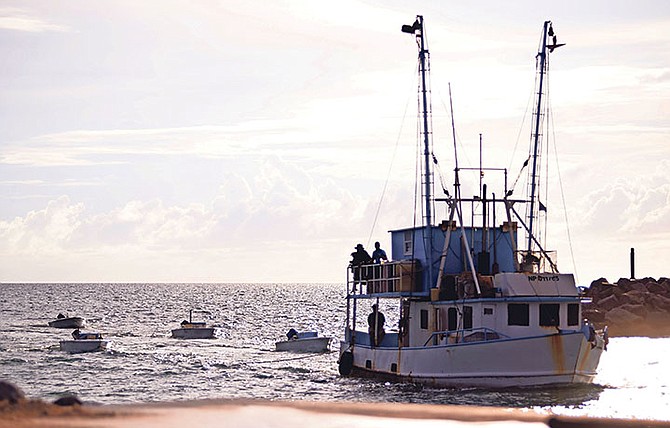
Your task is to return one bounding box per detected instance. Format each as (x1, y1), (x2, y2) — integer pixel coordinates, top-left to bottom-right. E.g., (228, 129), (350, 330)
(338, 16), (606, 388)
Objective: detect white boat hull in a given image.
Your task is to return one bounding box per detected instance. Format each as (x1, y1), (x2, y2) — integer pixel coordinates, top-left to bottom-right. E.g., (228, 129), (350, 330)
(171, 327), (218, 339)
(49, 317), (86, 329)
(340, 331), (604, 388)
(60, 340), (108, 353)
(276, 337), (331, 353)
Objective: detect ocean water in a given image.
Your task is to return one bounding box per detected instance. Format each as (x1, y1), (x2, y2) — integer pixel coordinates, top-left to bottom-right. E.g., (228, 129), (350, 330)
(0, 283), (668, 421)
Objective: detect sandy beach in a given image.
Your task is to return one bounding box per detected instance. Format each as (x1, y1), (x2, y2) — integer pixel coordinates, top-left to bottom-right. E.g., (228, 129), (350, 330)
(2, 398), (670, 428)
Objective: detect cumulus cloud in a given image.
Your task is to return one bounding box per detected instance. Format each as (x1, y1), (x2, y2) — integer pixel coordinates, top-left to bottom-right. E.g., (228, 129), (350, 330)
(0, 154), (383, 281)
(0, 196), (83, 254)
(577, 160), (670, 238)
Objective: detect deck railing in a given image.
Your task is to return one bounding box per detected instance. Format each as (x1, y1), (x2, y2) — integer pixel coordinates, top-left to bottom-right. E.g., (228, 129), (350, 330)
(347, 260), (419, 296)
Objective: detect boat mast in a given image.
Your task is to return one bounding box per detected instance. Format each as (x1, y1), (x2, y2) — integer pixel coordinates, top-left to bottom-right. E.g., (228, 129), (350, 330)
(403, 15), (434, 289)
(526, 21), (562, 255)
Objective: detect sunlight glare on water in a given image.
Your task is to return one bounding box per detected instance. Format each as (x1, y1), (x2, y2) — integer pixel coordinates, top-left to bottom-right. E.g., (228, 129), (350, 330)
(0, 283), (669, 421)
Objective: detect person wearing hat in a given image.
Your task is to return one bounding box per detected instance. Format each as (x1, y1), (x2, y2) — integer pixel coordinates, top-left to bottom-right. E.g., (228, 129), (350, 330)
(367, 303), (386, 346)
(350, 244), (372, 287)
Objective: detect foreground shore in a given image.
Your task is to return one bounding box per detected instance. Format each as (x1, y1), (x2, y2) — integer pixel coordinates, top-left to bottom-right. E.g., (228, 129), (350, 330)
(2, 398), (670, 428)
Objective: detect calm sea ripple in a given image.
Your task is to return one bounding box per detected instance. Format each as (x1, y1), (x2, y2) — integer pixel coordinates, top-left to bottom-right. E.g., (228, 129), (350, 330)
(0, 283), (668, 420)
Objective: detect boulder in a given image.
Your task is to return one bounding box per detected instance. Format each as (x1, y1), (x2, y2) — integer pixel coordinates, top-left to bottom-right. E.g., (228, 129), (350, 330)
(619, 290), (647, 306)
(617, 303), (648, 318)
(629, 281), (651, 293)
(646, 281), (668, 295)
(604, 306), (643, 326)
(598, 294), (620, 311)
(582, 307), (605, 324)
(615, 278), (635, 292)
(587, 278), (610, 295)
(0, 380), (25, 404)
(588, 283), (617, 302)
(647, 294), (670, 313)
(53, 394), (82, 406)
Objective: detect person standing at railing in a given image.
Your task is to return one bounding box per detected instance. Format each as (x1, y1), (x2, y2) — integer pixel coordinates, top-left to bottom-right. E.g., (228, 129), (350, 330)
(371, 242), (389, 292)
(371, 242), (388, 264)
(350, 243), (372, 288)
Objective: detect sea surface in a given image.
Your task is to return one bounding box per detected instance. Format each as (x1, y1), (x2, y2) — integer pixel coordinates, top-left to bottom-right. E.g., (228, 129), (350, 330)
(1, 283), (668, 421)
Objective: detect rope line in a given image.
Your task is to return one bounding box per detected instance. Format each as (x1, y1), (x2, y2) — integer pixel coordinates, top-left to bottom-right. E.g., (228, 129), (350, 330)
(366, 62), (419, 247)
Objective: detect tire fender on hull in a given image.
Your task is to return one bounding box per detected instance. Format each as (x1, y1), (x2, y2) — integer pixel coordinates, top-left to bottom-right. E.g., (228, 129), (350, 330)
(338, 351), (354, 376)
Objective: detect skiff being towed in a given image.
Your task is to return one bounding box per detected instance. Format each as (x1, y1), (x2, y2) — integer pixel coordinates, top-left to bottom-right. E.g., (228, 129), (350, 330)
(171, 310), (219, 339)
(276, 329), (331, 353)
(60, 331), (108, 353)
(337, 16), (607, 388)
(48, 314), (85, 329)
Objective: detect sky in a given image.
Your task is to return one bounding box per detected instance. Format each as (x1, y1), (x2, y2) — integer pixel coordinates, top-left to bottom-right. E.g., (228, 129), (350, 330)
(0, 0), (668, 284)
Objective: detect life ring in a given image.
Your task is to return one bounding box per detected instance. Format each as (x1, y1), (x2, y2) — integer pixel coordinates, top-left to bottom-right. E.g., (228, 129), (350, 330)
(338, 351), (354, 376)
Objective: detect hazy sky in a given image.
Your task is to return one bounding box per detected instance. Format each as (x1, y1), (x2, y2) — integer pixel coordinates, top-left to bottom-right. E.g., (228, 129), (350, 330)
(1, 1), (668, 284)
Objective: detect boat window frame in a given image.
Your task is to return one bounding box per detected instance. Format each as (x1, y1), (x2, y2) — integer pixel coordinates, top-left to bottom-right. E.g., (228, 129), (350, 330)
(539, 303), (560, 327)
(403, 231), (413, 256)
(507, 303), (530, 326)
(567, 303), (579, 326)
(447, 307), (457, 331)
(463, 306), (473, 329)
(420, 309), (428, 329)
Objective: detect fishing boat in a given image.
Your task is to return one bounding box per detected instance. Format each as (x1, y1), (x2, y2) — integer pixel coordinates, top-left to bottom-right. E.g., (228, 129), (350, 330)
(171, 310), (219, 339)
(60, 331), (108, 353)
(275, 329), (332, 353)
(337, 16), (607, 388)
(48, 314), (86, 329)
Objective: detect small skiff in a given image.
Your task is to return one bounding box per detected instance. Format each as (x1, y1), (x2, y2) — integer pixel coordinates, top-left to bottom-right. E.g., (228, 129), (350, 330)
(60, 332), (108, 353)
(48, 316), (85, 329)
(171, 310), (219, 339)
(276, 329), (331, 353)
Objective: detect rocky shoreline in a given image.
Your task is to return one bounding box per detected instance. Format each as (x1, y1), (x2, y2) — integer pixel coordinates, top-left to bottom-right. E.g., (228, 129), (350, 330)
(583, 277), (670, 337)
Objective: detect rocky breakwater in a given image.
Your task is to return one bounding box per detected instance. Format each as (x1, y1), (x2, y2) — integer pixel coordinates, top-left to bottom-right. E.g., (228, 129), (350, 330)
(583, 277), (670, 337)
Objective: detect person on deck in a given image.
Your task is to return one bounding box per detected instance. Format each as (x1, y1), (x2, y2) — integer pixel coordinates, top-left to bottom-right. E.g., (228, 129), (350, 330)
(370, 242), (389, 291)
(350, 244), (372, 286)
(367, 304), (386, 346)
(71, 329), (80, 340)
(371, 241), (388, 264)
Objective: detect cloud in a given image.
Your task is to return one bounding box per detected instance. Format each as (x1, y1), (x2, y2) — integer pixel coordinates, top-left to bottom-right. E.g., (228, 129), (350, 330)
(577, 160), (670, 238)
(0, 8), (69, 33)
(0, 154), (381, 281)
(0, 196), (84, 254)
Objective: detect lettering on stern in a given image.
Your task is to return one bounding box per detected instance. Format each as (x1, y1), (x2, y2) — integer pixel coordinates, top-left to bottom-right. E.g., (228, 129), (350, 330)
(528, 275), (560, 282)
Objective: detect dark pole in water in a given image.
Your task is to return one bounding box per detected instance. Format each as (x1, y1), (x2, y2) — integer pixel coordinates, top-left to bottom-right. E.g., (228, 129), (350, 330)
(630, 248), (635, 279)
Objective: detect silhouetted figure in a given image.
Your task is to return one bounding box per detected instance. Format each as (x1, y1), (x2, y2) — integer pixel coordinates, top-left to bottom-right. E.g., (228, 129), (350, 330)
(371, 242), (388, 264)
(367, 304), (386, 346)
(350, 243), (372, 286)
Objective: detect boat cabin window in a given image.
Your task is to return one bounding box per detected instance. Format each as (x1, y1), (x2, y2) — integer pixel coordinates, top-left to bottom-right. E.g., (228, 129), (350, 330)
(567, 303), (579, 326)
(420, 309), (428, 329)
(463, 306), (473, 329)
(483, 307), (493, 315)
(448, 308), (457, 331)
(539, 304), (560, 327)
(508, 303), (529, 326)
(403, 231), (413, 256)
